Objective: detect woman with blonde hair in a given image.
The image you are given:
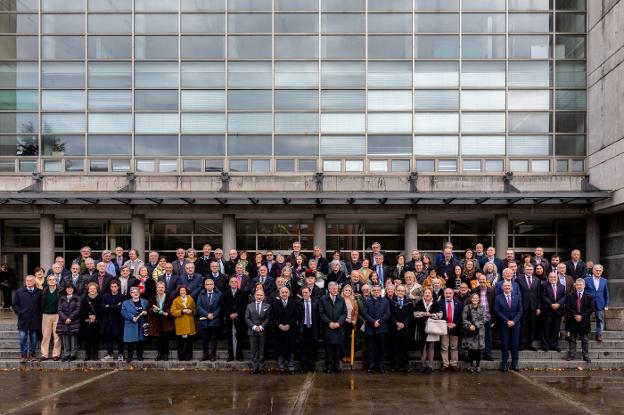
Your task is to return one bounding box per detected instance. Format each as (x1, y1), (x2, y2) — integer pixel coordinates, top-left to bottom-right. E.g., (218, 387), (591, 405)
(33, 267), (46, 290)
(341, 284), (359, 363)
(151, 256), (167, 282)
(404, 271), (423, 303)
(414, 288), (443, 374)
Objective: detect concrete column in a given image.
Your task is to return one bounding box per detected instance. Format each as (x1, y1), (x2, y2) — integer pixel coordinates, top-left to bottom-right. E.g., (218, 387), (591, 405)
(222, 214), (236, 254)
(404, 214), (418, 255)
(585, 214), (600, 263)
(131, 214), (146, 260)
(494, 215), (509, 260)
(40, 214), (55, 271)
(313, 214), (327, 254)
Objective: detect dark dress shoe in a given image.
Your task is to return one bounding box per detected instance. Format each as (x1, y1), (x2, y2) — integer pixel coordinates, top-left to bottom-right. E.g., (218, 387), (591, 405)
(39, 357), (48, 362)
(596, 335), (603, 342)
(527, 345), (537, 351)
(69, 356), (77, 361)
(565, 355), (576, 361)
(501, 364), (509, 372)
(583, 357), (592, 363)
(200, 355), (209, 361)
(227, 357), (234, 362)
(53, 357), (60, 361)
(482, 354), (493, 361)
(553, 347), (561, 352)
(512, 364), (520, 372)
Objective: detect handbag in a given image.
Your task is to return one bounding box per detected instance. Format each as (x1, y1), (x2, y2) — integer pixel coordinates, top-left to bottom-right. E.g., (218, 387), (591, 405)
(425, 319), (447, 336)
(461, 308), (479, 337)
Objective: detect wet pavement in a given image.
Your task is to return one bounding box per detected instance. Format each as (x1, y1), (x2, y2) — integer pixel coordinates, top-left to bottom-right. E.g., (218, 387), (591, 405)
(1, 370), (621, 415)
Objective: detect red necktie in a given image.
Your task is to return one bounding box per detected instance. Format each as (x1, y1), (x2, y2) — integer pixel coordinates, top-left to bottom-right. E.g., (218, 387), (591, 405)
(527, 276), (532, 287)
(447, 301), (453, 324)
(237, 275), (242, 289)
(577, 293), (582, 313)
(552, 285), (557, 301)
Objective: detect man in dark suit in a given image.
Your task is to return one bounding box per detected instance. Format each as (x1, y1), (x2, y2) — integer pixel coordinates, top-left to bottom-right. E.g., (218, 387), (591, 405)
(531, 247), (550, 270)
(113, 247), (126, 274)
(483, 246), (504, 276)
(565, 249), (586, 281)
(547, 254), (561, 275)
(319, 282), (347, 373)
(205, 261), (228, 293)
(157, 263), (179, 296)
(371, 254), (392, 287)
(298, 274), (323, 301)
(222, 276), (248, 361)
(89, 262), (114, 295)
(81, 258), (98, 280)
(197, 278), (222, 361)
(232, 263), (251, 295)
(389, 285), (413, 372)
(565, 278), (595, 363)
(516, 264), (541, 351)
(196, 244), (216, 277)
(473, 274), (495, 360)
(405, 249), (421, 272)
(494, 281), (523, 372)
(541, 272), (566, 352)
(436, 248), (461, 282)
(494, 268), (521, 297)
(144, 250), (160, 277)
(117, 266), (138, 299)
(287, 241), (307, 267)
(64, 263), (89, 297)
(367, 241), (384, 266)
(345, 250), (362, 275)
(556, 263), (575, 294)
(362, 285), (391, 373)
(224, 249), (239, 277)
(250, 266), (276, 297)
(439, 287), (463, 371)
(272, 287), (299, 374)
(172, 248), (189, 277)
(213, 248), (227, 275)
(245, 289), (271, 374)
(311, 246), (329, 275)
(177, 263), (203, 300)
(298, 286), (319, 373)
(46, 260), (71, 284)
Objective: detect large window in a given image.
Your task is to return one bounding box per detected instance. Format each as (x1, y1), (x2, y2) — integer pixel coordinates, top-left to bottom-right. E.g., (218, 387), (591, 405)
(0, 1), (586, 174)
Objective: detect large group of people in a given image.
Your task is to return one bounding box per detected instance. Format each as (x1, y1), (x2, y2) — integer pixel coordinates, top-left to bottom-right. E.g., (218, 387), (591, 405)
(8, 241), (610, 374)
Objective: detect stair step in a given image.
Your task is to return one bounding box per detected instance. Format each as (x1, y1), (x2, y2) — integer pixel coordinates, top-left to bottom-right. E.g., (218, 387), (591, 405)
(0, 358), (622, 371)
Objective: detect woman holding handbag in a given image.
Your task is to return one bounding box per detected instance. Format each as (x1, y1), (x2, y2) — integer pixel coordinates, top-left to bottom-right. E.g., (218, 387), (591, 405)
(462, 293), (486, 373)
(121, 286), (149, 363)
(414, 288), (443, 374)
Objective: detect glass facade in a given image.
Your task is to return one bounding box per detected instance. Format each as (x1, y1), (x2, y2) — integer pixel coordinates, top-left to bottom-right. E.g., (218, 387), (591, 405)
(0, 217), (586, 273)
(0, 0), (586, 174)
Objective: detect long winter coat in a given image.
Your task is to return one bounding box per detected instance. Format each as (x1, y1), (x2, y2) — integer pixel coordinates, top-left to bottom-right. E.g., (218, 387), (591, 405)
(56, 295), (81, 335)
(121, 298), (149, 343)
(461, 304), (486, 351)
(12, 287), (42, 332)
(170, 295), (197, 336)
(100, 292), (124, 337)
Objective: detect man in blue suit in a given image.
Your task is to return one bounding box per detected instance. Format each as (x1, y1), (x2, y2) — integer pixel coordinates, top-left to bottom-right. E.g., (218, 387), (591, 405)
(494, 280), (523, 372)
(494, 268), (521, 297)
(197, 278), (222, 361)
(483, 246), (504, 275)
(584, 264), (609, 342)
(362, 285), (391, 373)
(250, 266), (276, 297)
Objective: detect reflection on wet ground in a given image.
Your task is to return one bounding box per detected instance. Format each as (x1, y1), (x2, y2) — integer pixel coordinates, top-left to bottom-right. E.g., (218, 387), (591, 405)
(2, 370), (622, 415)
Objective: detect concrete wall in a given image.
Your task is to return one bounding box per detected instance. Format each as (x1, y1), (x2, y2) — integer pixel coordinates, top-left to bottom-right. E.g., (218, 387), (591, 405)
(588, 0), (624, 212)
(601, 212), (624, 307)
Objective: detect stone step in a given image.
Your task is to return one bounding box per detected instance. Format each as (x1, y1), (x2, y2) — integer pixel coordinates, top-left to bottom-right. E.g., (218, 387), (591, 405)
(0, 358), (622, 371)
(5, 347), (624, 361)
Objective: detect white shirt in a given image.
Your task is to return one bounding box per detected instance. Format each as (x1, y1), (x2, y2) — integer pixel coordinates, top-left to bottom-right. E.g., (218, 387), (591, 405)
(592, 276), (601, 291)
